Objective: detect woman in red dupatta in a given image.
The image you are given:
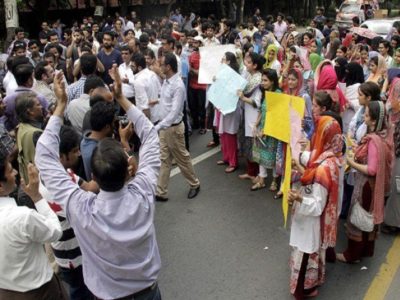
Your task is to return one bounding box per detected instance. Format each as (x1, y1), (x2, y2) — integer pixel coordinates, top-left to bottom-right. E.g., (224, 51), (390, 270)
(288, 116), (343, 299)
(337, 101), (393, 263)
(314, 60), (347, 113)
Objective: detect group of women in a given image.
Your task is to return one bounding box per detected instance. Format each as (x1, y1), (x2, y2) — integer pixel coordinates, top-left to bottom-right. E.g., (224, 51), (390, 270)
(212, 24), (400, 299)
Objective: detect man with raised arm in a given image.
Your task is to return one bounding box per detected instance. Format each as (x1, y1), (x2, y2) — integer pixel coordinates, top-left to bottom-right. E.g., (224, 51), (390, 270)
(35, 70), (162, 300)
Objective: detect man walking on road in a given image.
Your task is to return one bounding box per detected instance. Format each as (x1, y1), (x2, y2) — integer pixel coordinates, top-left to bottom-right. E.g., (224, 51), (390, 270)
(155, 53), (200, 201)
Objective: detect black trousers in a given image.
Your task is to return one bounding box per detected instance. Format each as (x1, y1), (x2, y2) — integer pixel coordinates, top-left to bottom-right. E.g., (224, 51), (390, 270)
(188, 87), (206, 130)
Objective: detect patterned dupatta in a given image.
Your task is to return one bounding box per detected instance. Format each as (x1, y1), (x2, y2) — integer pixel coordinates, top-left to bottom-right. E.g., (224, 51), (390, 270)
(301, 116), (343, 248)
(354, 103), (393, 224)
(243, 71), (262, 97)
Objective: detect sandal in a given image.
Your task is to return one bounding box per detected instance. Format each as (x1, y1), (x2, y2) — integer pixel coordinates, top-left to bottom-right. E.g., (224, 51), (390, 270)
(269, 180), (278, 192)
(336, 253), (360, 264)
(252, 176), (260, 184)
(239, 173), (255, 180)
(251, 182), (266, 191)
(199, 129), (207, 135)
(273, 192), (283, 199)
(207, 141), (219, 147)
(217, 160), (227, 165)
(225, 166), (237, 173)
(305, 290), (319, 298)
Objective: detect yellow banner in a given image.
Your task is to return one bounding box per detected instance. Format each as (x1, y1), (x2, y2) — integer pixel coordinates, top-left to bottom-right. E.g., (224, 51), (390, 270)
(263, 92), (305, 226)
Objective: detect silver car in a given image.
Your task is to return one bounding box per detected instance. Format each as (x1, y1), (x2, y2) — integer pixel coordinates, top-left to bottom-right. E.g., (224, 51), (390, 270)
(361, 18), (400, 39)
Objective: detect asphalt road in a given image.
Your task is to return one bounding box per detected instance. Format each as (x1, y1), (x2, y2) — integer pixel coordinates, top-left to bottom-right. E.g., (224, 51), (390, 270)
(153, 131), (398, 300)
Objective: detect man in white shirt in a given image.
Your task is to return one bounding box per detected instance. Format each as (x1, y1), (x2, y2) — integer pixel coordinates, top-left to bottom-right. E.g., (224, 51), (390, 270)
(32, 61), (57, 105)
(0, 153), (65, 299)
(66, 75), (105, 135)
(273, 13), (288, 42)
(154, 53), (200, 202)
(118, 45), (135, 103)
(203, 23), (221, 46)
(131, 53), (161, 123)
(161, 35), (182, 77)
(133, 18), (142, 38)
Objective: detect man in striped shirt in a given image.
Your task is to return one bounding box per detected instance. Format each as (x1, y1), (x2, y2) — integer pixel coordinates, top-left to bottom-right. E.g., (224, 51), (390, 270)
(39, 125), (98, 300)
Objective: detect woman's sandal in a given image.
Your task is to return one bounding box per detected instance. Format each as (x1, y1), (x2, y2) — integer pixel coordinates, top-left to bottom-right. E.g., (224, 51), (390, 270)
(305, 290), (319, 298)
(217, 160), (227, 165)
(269, 180), (278, 192)
(273, 191), (283, 199)
(225, 166), (237, 173)
(251, 182), (266, 191)
(336, 253), (360, 264)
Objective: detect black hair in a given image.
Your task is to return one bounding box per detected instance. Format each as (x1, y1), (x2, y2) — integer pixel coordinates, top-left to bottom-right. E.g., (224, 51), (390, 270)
(337, 45), (347, 54)
(369, 56), (379, 67)
(47, 31), (58, 41)
(64, 28), (72, 36)
(124, 29), (135, 37)
(391, 35), (400, 48)
(43, 52), (56, 61)
(352, 16), (360, 26)
(379, 40), (393, 56)
(286, 16), (294, 24)
(359, 45), (369, 52)
(14, 63), (34, 86)
(164, 52), (178, 73)
(34, 61), (50, 81)
(14, 27), (24, 35)
(6, 57), (14, 71)
(59, 125), (80, 155)
(224, 52), (239, 74)
(84, 75), (104, 94)
(139, 33), (149, 43)
(45, 43), (63, 55)
(80, 53), (97, 76)
(248, 52), (266, 72)
(90, 101), (115, 131)
(28, 40), (40, 47)
(243, 42), (253, 54)
(314, 91), (333, 111)
(11, 56), (29, 75)
(131, 53), (146, 69)
(367, 101), (387, 132)
(262, 68), (279, 92)
(15, 92), (37, 123)
(161, 35), (176, 47)
(359, 82), (381, 101)
(143, 48), (155, 59)
(302, 32), (313, 42)
(89, 94), (107, 107)
(103, 31), (114, 40)
(13, 41), (27, 52)
(0, 150), (8, 182)
(120, 45), (132, 53)
(202, 22), (215, 31)
(91, 138), (127, 191)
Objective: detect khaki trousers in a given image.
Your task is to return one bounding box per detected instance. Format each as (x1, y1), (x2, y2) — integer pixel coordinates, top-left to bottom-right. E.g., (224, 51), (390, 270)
(157, 122), (200, 197)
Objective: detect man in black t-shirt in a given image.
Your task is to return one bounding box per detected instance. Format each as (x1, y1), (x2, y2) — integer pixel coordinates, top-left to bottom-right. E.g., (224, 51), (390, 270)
(97, 32), (123, 85)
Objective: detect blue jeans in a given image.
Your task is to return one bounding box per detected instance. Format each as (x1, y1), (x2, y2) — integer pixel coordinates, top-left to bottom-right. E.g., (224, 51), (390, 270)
(59, 265), (93, 300)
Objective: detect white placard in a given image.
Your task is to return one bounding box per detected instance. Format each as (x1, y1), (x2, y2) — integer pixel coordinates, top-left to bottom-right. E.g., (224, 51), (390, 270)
(198, 44), (236, 84)
(4, 0), (19, 28)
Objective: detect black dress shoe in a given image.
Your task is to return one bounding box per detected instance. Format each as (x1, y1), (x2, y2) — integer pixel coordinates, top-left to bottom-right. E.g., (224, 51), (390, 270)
(187, 186), (200, 199)
(155, 195), (169, 202)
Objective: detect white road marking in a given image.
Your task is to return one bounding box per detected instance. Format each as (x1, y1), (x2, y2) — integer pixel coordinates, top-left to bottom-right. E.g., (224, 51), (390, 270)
(170, 146), (221, 177)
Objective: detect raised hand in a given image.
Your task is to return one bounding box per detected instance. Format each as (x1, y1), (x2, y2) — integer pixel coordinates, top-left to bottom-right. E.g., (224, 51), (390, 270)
(20, 163), (42, 203)
(53, 71), (68, 117)
(109, 64), (123, 100)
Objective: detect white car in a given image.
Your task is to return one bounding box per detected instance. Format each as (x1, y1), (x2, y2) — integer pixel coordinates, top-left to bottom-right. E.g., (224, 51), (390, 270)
(361, 18), (400, 39)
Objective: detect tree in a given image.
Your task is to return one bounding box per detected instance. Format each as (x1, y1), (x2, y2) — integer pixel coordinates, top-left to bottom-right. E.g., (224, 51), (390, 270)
(239, 0), (245, 24)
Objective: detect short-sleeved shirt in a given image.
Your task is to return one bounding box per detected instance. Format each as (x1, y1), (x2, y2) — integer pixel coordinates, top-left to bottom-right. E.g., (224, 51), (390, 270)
(97, 49), (123, 85)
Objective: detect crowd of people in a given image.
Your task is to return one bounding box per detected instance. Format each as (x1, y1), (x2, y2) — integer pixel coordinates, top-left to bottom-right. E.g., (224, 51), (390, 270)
(0, 5), (399, 300)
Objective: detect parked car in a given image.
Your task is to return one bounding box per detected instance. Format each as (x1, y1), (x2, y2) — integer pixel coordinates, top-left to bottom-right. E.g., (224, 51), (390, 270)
(336, 0), (367, 30)
(361, 18), (400, 39)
